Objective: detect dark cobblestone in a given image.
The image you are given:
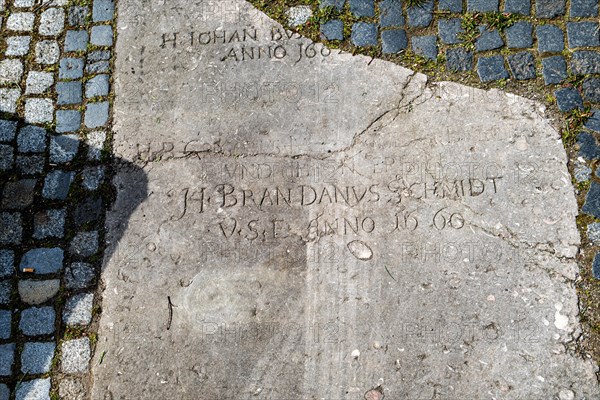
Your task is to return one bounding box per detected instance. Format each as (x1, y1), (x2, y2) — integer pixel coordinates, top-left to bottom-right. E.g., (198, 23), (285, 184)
(20, 248), (63, 274)
(56, 110), (82, 133)
(467, 0), (498, 12)
(0, 212), (22, 245)
(578, 132), (600, 159)
(321, 20), (343, 41)
(42, 170), (74, 200)
(59, 57), (84, 80)
(507, 51), (536, 80)
(536, 24), (564, 53)
(411, 35), (437, 60)
(0, 251), (13, 278)
(21, 342), (55, 374)
(439, 0), (462, 12)
(506, 22), (533, 49)
(570, 0), (598, 17)
(541, 55), (567, 85)
(407, 1), (433, 28)
(446, 48), (473, 72)
(19, 307), (56, 336)
(72, 197), (103, 226)
(17, 125), (46, 153)
(92, 0), (114, 22)
(555, 87), (583, 112)
(583, 78), (600, 103)
(0, 120), (17, 141)
(504, 0), (530, 14)
(379, 0), (403, 27)
(64, 30), (88, 52)
(33, 209), (66, 239)
(86, 60), (110, 74)
(477, 55), (508, 82)
(535, 0), (566, 18)
(56, 81), (83, 105)
(49, 134), (80, 164)
(16, 155), (44, 175)
(438, 18), (463, 45)
(1, 179), (36, 210)
(349, 0), (374, 17)
(571, 51), (600, 75)
(584, 182), (600, 218)
(585, 110), (600, 133)
(567, 22), (600, 48)
(0, 145), (13, 171)
(0, 311), (11, 340)
(351, 22), (378, 47)
(475, 26), (503, 52)
(381, 29), (407, 54)
(68, 6), (88, 27)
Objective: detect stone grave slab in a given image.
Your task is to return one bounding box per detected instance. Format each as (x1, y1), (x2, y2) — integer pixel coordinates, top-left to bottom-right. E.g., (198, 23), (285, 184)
(91, 0), (600, 398)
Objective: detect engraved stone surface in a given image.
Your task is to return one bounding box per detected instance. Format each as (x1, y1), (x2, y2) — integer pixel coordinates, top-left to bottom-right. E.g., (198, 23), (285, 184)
(92, 1), (600, 398)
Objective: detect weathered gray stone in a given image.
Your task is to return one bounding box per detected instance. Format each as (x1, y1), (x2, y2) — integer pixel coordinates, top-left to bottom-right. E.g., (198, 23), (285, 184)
(24, 98), (54, 124)
(86, 130), (106, 159)
(5, 36), (31, 56)
(65, 262), (95, 289)
(82, 166), (105, 190)
(18, 280), (60, 305)
(39, 7), (65, 36)
(63, 293), (94, 325)
(0, 59), (24, 85)
(0, 89), (19, 113)
(92, 1), (600, 398)
(25, 71), (54, 95)
(286, 6), (311, 27)
(15, 378), (51, 400)
(62, 338), (90, 373)
(35, 40), (60, 64)
(59, 378), (86, 400)
(7, 12), (34, 31)
(69, 231), (99, 257)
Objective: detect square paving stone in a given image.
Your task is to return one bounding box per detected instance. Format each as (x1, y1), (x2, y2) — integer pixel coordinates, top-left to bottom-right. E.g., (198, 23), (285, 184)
(0, 89), (19, 114)
(56, 81), (83, 105)
(0, 120), (17, 141)
(35, 40), (60, 64)
(19, 307), (55, 336)
(0, 59), (24, 85)
(0, 212), (22, 245)
(72, 196), (103, 226)
(477, 55), (508, 82)
(0, 250), (13, 278)
(86, 74), (109, 98)
(7, 12), (35, 31)
(68, 6), (88, 26)
(0, 344), (14, 376)
(467, 0), (498, 12)
(69, 231), (99, 257)
(87, 50), (110, 62)
(504, 0), (530, 14)
(351, 22), (378, 47)
(536, 0), (566, 18)
(42, 170), (74, 200)
(382, 29), (407, 54)
(541, 56), (567, 85)
(0, 384), (7, 400)
(567, 22), (600, 48)
(1, 179), (37, 210)
(584, 181), (600, 218)
(25, 71), (54, 94)
(33, 209), (66, 239)
(570, 0), (598, 17)
(0, 281), (11, 305)
(584, 110), (600, 132)
(475, 26), (503, 51)
(555, 87), (584, 112)
(86, 61), (109, 74)
(349, 0), (374, 17)
(65, 262), (95, 289)
(24, 99), (53, 124)
(411, 35), (437, 60)
(64, 30), (89, 52)
(506, 22), (533, 49)
(21, 342), (55, 374)
(39, 7), (65, 36)
(15, 378), (51, 400)
(583, 78), (600, 103)
(507, 51), (536, 80)
(50, 134), (80, 163)
(578, 132), (600, 159)
(571, 51), (600, 75)
(0, 311), (11, 339)
(63, 293), (93, 325)
(320, 0), (344, 9)
(20, 248), (63, 274)
(82, 166), (104, 190)
(439, 0), (462, 12)
(85, 102), (109, 128)
(90, 25), (113, 46)
(407, 0), (433, 28)
(536, 25), (564, 53)
(5, 36), (31, 56)
(320, 20), (343, 41)
(16, 155), (45, 175)
(93, 0), (114, 22)
(56, 110), (82, 133)
(61, 338), (90, 373)
(0, 145), (13, 171)
(380, 0), (403, 27)
(59, 58), (84, 79)
(438, 18), (463, 45)
(18, 125), (47, 153)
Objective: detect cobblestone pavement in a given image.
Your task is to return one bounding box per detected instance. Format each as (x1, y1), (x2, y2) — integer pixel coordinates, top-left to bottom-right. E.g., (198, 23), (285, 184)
(1, 0), (600, 398)
(0, 0), (114, 397)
